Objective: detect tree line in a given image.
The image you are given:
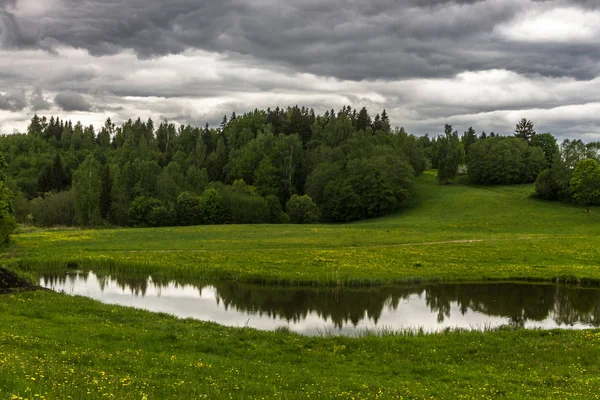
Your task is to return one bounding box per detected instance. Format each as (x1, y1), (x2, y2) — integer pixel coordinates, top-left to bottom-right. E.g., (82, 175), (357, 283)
(428, 118), (600, 211)
(0, 110), (598, 237)
(0, 106), (425, 229)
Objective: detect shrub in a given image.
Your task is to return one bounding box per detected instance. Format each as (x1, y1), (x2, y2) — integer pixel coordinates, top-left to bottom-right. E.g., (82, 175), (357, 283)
(148, 205), (176, 227)
(128, 196), (163, 227)
(265, 195), (287, 224)
(175, 192), (201, 226)
(534, 169), (560, 200)
(199, 189), (225, 224)
(27, 190), (77, 227)
(212, 182), (270, 224)
(286, 194), (319, 224)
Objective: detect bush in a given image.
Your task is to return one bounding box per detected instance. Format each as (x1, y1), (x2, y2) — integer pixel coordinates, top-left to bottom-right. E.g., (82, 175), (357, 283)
(265, 195), (287, 224)
(286, 194), (319, 224)
(175, 192), (201, 226)
(128, 196), (163, 227)
(199, 189), (225, 224)
(213, 182), (270, 224)
(534, 169), (560, 200)
(148, 205), (176, 227)
(27, 191), (77, 227)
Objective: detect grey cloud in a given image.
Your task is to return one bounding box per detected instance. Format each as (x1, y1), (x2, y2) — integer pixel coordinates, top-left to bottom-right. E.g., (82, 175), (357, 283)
(54, 91), (92, 111)
(29, 88), (51, 111)
(2, 0), (598, 81)
(0, 2), (37, 49)
(0, 90), (26, 111)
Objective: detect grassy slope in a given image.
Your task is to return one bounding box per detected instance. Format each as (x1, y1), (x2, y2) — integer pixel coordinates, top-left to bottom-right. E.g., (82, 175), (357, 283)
(2, 173), (600, 399)
(9, 171), (600, 285)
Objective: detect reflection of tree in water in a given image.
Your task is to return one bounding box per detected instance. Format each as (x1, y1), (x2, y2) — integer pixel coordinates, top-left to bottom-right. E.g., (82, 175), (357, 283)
(212, 283), (416, 328)
(41, 272), (600, 329)
(40, 272), (200, 298)
(553, 287), (600, 326)
(425, 284), (556, 326)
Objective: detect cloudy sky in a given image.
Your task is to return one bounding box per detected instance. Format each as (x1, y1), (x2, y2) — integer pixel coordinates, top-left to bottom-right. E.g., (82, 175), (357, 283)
(1, 0), (600, 140)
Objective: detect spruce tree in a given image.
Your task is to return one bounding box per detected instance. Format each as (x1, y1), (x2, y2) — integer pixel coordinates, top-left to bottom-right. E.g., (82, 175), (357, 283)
(514, 118), (536, 144)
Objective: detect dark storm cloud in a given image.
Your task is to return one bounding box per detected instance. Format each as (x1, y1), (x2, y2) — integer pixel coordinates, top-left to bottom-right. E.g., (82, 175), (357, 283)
(54, 91), (92, 112)
(0, 90), (26, 111)
(2, 0), (599, 81)
(0, 1), (38, 49)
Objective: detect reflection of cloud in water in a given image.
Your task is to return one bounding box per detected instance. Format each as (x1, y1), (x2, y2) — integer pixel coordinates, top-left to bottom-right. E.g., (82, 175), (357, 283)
(40, 272), (600, 336)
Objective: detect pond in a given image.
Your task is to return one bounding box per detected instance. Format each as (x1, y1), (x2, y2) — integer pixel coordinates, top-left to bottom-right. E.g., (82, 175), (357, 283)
(40, 271), (600, 336)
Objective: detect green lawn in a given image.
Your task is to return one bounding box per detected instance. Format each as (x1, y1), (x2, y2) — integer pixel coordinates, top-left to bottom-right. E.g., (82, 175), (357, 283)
(2, 172), (600, 399)
(9, 171), (600, 285)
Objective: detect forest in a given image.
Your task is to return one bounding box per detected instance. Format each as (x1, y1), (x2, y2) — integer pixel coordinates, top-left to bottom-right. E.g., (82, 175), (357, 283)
(0, 106), (599, 235)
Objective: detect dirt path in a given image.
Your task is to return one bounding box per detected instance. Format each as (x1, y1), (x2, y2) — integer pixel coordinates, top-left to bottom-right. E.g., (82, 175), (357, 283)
(98, 235), (552, 254)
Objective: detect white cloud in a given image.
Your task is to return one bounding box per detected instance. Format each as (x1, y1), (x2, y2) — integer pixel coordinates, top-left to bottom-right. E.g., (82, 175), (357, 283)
(495, 7), (600, 43)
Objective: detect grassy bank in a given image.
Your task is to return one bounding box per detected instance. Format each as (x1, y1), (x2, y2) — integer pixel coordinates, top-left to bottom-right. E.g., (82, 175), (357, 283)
(1, 290), (599, 399)
(8, 171), (600, 285)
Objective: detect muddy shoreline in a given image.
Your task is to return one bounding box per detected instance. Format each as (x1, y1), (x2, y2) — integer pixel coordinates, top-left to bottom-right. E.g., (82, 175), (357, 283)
(0, 267), (40, 294)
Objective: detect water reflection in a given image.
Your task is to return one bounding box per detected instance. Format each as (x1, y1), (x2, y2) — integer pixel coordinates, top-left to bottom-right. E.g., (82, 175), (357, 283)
(40, 272), (600, 335)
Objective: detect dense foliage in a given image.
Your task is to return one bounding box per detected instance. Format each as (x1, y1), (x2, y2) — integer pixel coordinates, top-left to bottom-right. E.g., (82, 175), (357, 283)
(570, 159), (600, 213)
(0, 153), (15, 242)
(534, 139), (600, 205)
(433, 124), (464, 183)
(466, 137), (546, 185)
(1, 107), (426, 227)
(3, 110), (592, 225)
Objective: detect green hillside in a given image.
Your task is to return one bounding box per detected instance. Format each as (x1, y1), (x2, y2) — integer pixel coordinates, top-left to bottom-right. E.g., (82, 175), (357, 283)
(2, 172), (600, 399)
(10, 171), (600, 285)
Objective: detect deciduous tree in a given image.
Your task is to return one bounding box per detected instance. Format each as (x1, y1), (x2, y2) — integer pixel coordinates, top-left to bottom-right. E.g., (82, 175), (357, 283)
(570, 159), (600, 213)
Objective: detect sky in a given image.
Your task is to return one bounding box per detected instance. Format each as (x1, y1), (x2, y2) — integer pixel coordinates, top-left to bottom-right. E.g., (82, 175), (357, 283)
(1, 0), (600, 140)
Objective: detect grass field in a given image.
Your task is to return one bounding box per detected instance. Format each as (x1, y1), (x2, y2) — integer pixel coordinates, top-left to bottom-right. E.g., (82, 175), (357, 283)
(1, 291), (599, 399)
(8, 171), (600, 285)
(2, 172), (600, 399)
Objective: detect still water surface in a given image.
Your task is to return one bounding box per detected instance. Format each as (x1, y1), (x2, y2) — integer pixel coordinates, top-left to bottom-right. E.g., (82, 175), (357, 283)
(40, 271), (600, 336)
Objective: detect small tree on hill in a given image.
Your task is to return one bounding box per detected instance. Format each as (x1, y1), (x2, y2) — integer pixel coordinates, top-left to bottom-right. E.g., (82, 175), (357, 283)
(570, 159), (600, 213)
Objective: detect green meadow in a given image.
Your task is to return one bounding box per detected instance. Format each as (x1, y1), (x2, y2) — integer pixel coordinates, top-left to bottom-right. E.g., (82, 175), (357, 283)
(10, 171), (600, 285)
(2, 171), (600, 399)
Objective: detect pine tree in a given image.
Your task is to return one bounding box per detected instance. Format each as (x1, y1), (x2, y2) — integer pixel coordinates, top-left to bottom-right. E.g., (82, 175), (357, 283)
(514, 118), (536, 144)
(381, 109), (391, 132)
(220, 115), (228, 133)
(373, 114), (382, 132)
(461, 127), (478, 156)
(356, 107), (372, 132)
